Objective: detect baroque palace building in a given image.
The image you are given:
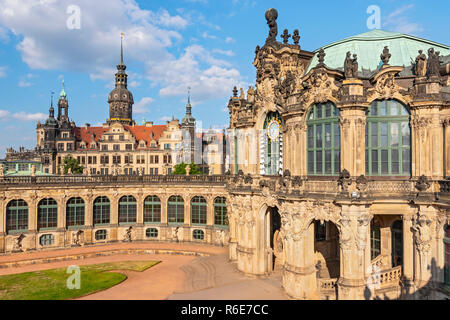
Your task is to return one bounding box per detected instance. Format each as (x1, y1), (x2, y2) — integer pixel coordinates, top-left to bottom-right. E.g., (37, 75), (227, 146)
(0, 8), (449, 300)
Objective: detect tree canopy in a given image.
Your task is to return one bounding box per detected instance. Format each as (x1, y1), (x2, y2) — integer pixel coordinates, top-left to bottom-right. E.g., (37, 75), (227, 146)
(172, 162), (202, 175)
(63, 155), (84, 174)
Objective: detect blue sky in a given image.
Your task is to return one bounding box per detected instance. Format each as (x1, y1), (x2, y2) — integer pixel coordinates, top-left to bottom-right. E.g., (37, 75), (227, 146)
(0, 0), (448, 157)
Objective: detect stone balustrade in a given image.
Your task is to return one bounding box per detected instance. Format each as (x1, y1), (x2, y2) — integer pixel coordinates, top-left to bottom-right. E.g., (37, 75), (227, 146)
(318, 278), (338, 291)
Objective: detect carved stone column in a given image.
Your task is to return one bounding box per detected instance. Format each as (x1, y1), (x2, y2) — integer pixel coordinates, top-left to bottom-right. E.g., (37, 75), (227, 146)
(228, 199), (239, 261)
(0, 195), (5, 252)
(337, 205), (371, 300)
(159, 194), (168, 240)
(83, 193), (93, 245)
(411, 206), (435, 295)
(56, 194), (66, 247)
(109, 192), (119, 242)
(443, 119), (450, 177)
(402, 213), (415, 298)
(28, 194), (38, 232)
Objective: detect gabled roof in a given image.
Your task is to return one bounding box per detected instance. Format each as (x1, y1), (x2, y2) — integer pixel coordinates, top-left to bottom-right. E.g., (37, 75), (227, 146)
(307, 29), (450, 73)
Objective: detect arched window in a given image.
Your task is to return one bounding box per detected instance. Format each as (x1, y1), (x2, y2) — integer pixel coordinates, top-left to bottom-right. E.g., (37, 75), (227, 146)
(370, 219), (381, 260)
(118, 195), (137, 225)
(445, 225), (450, 286)
(261, 112), (282, 175)
(365, 100), (411, 176)
(38, 198), (57, 230)
(93, 196), (110, 225)
(168, 196), (184, 224)
(191, 196), (207, 225)
(144, 195), (161, 223)
(6, 200), (28, 234)
(66, 197), (85, 228)
(307, 102), (340, 175)
(214, 197), (228, 227)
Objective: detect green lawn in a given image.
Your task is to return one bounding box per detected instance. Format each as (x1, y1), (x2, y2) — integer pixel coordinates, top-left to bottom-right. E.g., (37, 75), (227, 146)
(0, 260), (160, 300)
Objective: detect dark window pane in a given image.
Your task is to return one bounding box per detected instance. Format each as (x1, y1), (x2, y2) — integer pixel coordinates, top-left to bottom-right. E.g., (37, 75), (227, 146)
(380, 123), (388, 147)
(402, 149), (411, 174)
(402, 122), (410, 146)
(325, 124), (331, 148)
(371, 103), (378, 116)
(316, 104), (322, 118)
(316, 125), (322, 148)
(308, 151), (314, 173)
(391, 123), (399, 147)
(325, 104), (331, 117)
(381, 150), (388, 174)
(392, 149), (399, 174)
(308, 126), (314, 148)
(371, 123), (378, 147)
(334, 124), (340, 148)
(325, 150), (331, 174)
(334, 150), (340, 174)
(316, 151), (322, 173)
(372, 150), (378, 174)
(380, 100), (387, 116)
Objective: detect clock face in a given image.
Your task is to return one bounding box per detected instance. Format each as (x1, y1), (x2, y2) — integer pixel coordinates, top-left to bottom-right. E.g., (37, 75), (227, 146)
(267, 120), (280, 141)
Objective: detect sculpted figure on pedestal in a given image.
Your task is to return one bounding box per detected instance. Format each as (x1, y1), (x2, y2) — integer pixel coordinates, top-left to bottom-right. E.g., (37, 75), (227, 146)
(415, 50), (427, 77)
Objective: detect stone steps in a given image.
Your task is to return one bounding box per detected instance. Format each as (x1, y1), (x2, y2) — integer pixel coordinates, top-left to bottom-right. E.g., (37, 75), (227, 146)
(181, 257), (217, 292)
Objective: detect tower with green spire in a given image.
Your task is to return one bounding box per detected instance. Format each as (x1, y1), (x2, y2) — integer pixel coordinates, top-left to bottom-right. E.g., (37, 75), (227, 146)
(181, 88), (196, 163)
(107, 33), (134, 125)
(57, 79), (69, 124)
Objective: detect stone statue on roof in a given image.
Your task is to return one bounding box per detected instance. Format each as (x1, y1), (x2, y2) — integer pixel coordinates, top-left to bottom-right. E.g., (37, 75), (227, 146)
(415, 50), (427, 77)
(427, 48), (441, 77)
(265, 8), (278, 44)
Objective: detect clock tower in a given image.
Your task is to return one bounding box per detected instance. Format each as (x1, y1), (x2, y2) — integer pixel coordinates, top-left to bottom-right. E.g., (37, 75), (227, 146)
(107, 33), (134, 125)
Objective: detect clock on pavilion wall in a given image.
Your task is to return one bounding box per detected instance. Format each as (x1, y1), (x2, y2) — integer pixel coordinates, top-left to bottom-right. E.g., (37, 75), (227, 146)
(267, 118), (281, 141)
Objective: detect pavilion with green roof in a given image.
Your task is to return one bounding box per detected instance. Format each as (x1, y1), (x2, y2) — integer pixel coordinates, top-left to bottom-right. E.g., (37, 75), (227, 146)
(306, 30), (450, 76)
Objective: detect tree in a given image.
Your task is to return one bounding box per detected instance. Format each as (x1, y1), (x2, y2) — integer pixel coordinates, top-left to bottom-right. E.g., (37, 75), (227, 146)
(63, 155), (84, 174)
(172, 162), (202, 175)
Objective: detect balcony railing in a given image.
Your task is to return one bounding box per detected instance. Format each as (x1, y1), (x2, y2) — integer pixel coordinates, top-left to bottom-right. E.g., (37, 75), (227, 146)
(318, 278), (338, 291)
(0, 174), (229, 187)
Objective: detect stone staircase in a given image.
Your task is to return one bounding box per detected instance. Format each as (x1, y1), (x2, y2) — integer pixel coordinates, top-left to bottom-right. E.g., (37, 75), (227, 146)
(181, 256), (217, 292)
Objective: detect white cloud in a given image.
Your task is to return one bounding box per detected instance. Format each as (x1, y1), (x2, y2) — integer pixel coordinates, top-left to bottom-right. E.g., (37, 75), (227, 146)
(383, 4), (423, 35)
(149, 9), (189, 29)
(0, 109), (46, 121)
(18, 80), (33, 87)
(213, 49), (234, 56)
(202, 31), (217, 40)
(0, 66), (6, 77)
(159, 116), (172, 121)
(147, 44), (244, 102)
(225, 37), (235, 44)
(134, 96), (154, 114)
(0, 0), (242, 105)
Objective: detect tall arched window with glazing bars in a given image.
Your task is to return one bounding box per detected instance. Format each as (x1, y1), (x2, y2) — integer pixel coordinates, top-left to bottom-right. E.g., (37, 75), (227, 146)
(307, 102), (340, 175)
(214, 197), (228, 227)
(261, 111), (282, 175)
(66, 197), (85, 228)
(38, 198), (58, 230)
(93, 196), (110, 226)
(144, 195), (161, 224)
(118, 195), (137, 225)
(191, 196), (207, 225)
(168, 196), (184, 225)
(365, 100), (411, 176)
(6, 200), (28, 234)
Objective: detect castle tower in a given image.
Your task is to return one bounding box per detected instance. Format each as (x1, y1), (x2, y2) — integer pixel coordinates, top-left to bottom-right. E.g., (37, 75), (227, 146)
(57, 79), (69, 124)
(107, 33), (134, 125)
(181, 89), (196, 163)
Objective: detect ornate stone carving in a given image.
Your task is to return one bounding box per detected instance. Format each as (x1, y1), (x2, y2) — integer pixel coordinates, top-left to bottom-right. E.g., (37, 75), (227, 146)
(355, 214), (371, 251)
(317, 49), (326, 66)
(338, 169), (351, 192)
(412, 213), (432, 253)
(426, 48), (441, 78)
(292, 29), (300, 46)
(124, 226), (132, 242)
(72, 230), (83, 246)
(265, 8), (278, 44)
(415, 175), (430, 192)
(281, 29), (291, 44)
(344, 52), (358, 78)
(355, 175), (368, 192)
(13, 233), (25, 252)
(415, 50), (427, 77)
(380, 46), (391, 65)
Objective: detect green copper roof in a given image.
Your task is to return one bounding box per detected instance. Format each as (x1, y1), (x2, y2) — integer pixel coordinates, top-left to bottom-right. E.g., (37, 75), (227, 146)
(307, 29), (450, 73)
(60, 79), (66, 98)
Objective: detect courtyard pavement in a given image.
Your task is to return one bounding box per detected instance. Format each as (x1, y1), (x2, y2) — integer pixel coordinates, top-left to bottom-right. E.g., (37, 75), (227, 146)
(0, 242), (289, 300)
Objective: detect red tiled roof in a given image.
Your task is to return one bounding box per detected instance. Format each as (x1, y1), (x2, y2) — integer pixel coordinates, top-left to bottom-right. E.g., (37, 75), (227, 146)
(124, 125), (167, 146)
(74, 124), (168, 148)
